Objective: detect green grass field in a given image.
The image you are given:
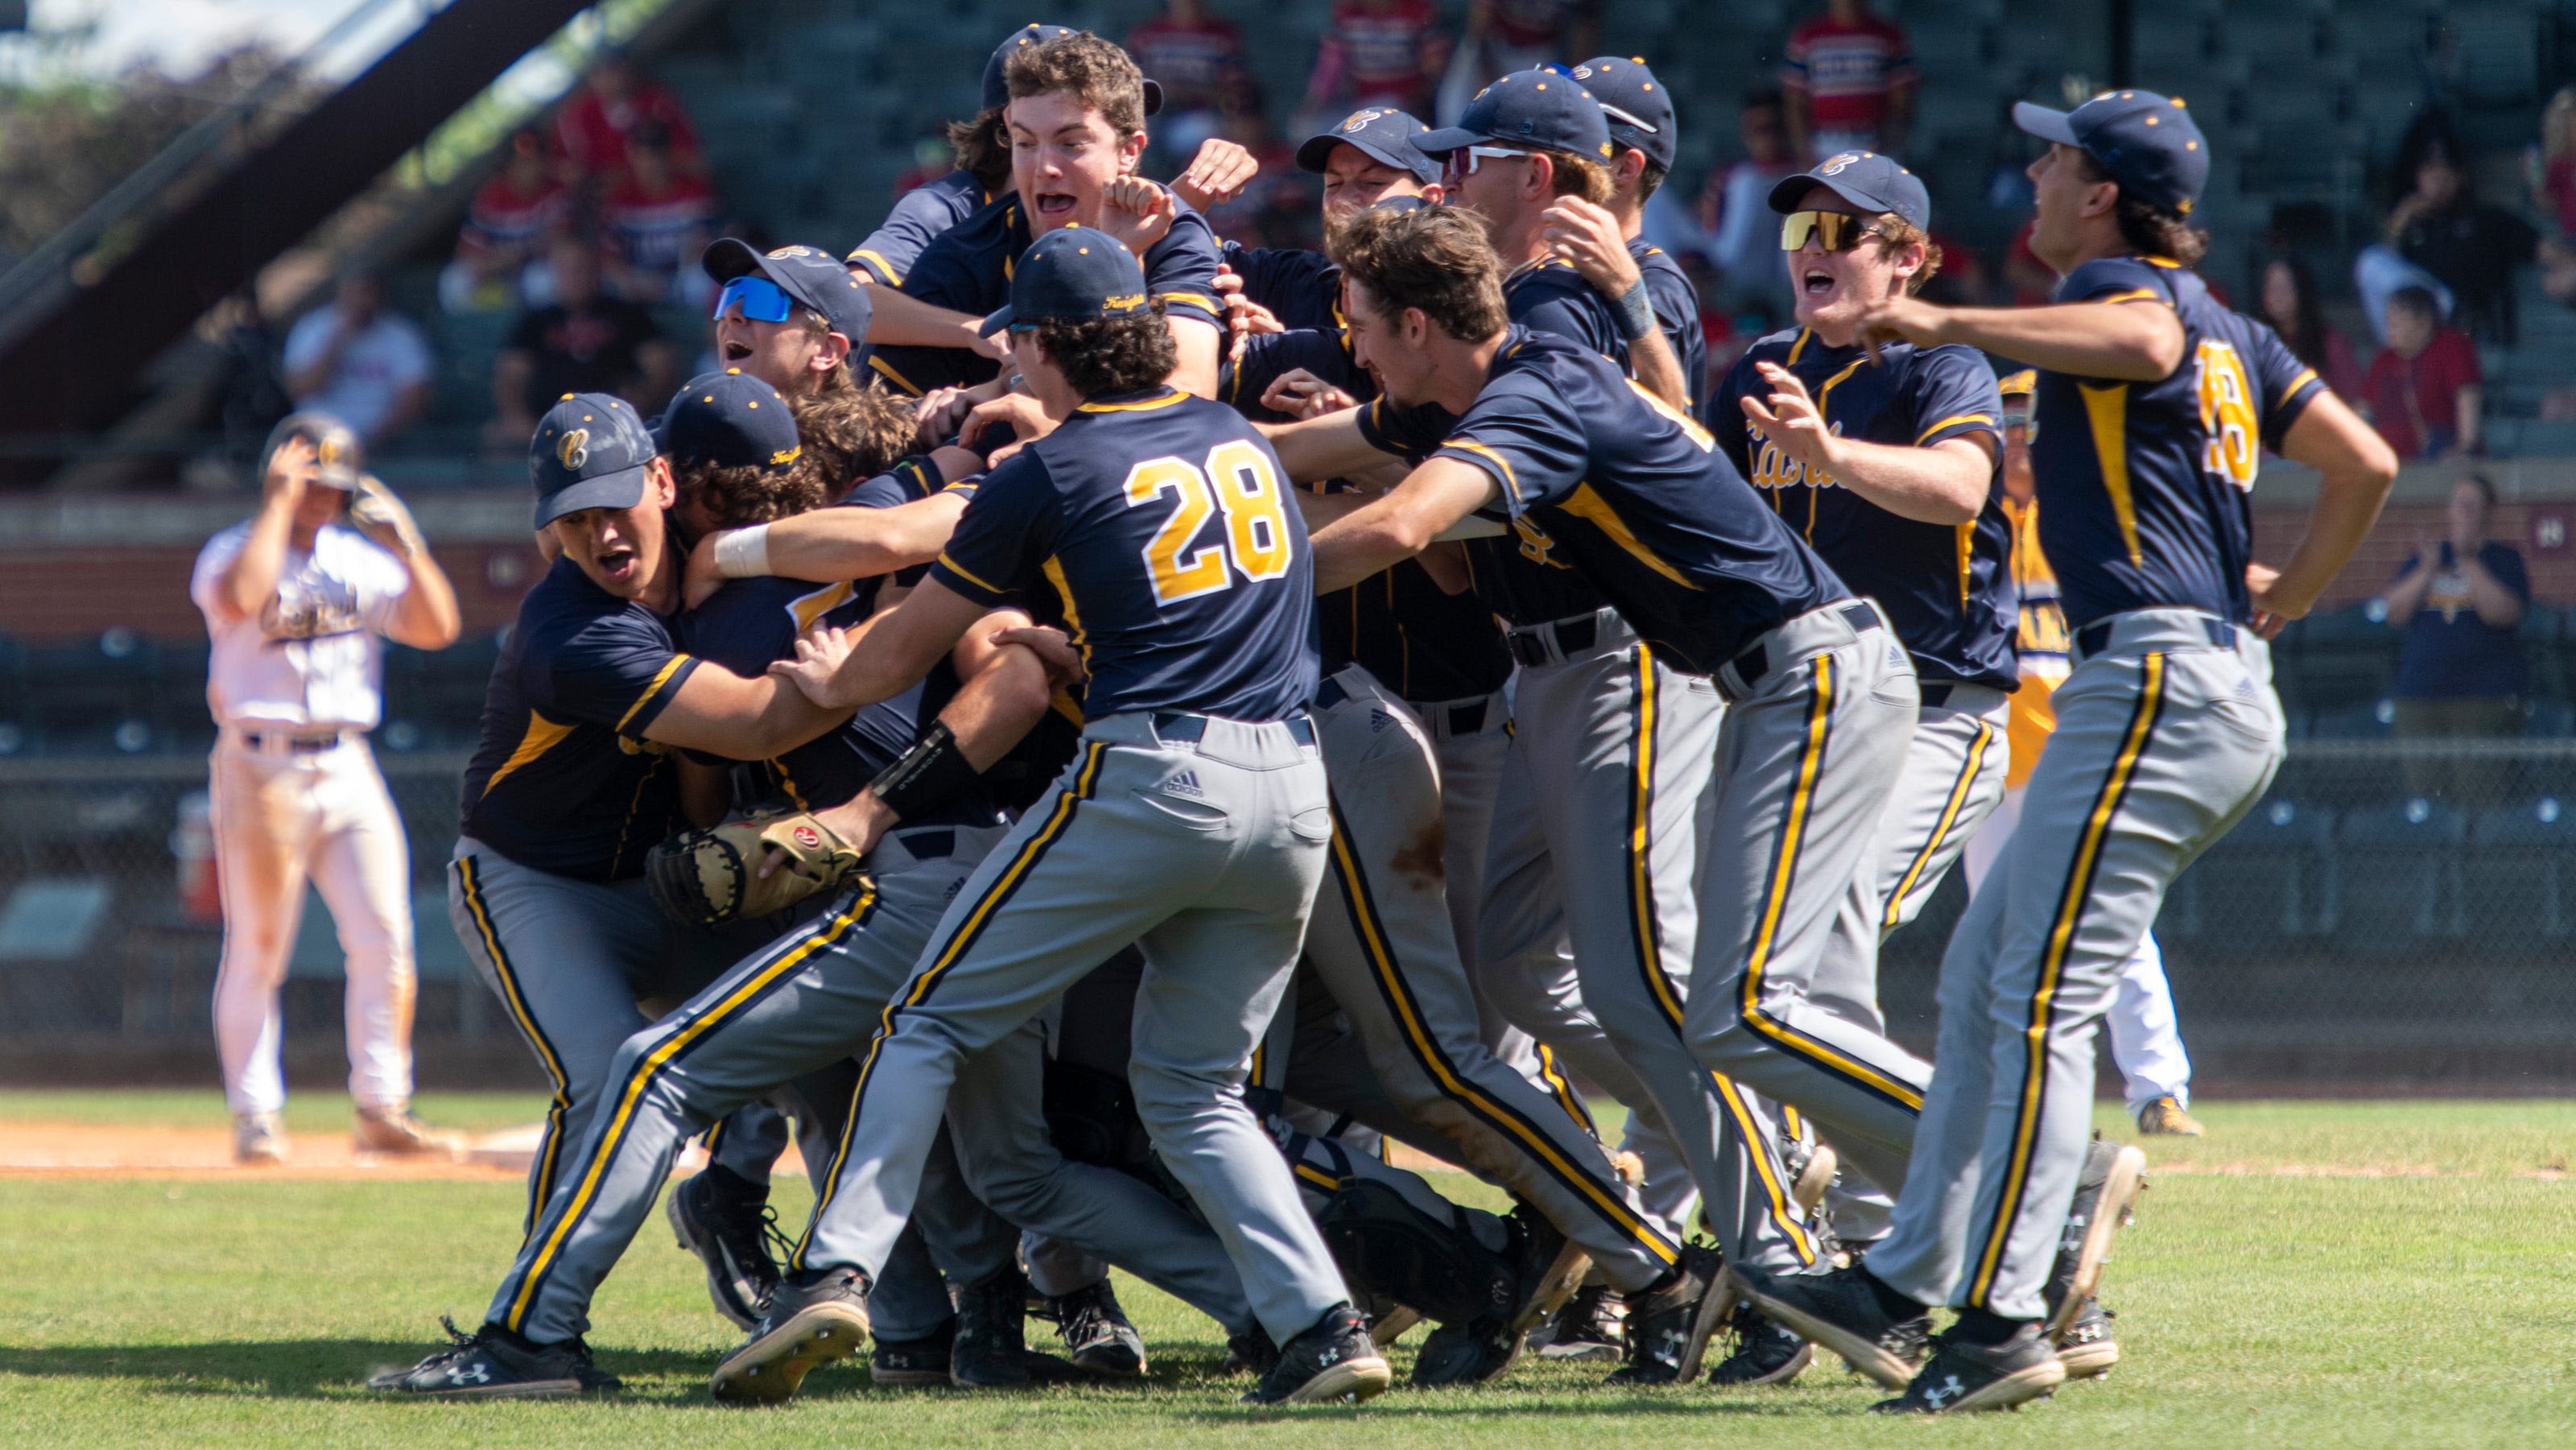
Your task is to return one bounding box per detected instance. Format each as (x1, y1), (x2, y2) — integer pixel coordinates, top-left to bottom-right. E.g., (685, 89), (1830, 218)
(2, 1095), (2571, 1447)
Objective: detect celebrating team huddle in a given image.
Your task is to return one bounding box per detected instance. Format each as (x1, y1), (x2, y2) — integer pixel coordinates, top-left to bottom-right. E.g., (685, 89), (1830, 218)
(350, 22), (2396, 1417)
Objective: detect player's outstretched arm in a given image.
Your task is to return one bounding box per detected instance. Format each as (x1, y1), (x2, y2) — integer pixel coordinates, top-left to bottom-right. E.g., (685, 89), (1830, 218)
(1856, 294), (2186, 382)
(643, 661), (852, 759)
(772, 576), (986, 713)
(1307, 456), (1501, 594)
(689, 483), (975, 604)
(866, 284), (1011, 358)
(2250, 389), (2398, 633)
(1258, 408), (1398, 485)
(1741, 361), (1991, 524)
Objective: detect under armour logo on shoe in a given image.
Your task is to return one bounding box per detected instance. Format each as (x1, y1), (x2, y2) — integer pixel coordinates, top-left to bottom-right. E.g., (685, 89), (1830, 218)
(443, 1361), (492, 1386)
(1165, 770), (1205, 798)
(1922, 1373), (1963, 1408)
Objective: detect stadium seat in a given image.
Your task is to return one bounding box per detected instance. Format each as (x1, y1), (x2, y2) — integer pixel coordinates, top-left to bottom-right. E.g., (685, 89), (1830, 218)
(2170, 795), (2335, 950)
(23, 630), (160, 755)
(2466, 796), (2575, 944)
(2334, 797), (2468, 954)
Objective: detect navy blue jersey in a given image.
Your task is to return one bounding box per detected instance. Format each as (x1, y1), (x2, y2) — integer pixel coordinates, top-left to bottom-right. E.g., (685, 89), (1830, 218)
(2033, 254), (2326, 630)
(1220, 240), (1344, 332)
(845, 171), (993, 286)
(1634, 240), (1709, 419)
(1362, 328), (1845, 676)
(930, 387), (1318, 720)
(1224, 326), (1511, 700)
(1715, 328), (2016, 689)
(461, 556), (700, 882)
(868, 193), (1225, 397)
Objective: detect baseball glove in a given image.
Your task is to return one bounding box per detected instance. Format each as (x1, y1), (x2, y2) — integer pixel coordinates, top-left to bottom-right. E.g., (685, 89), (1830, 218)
(348, 473), (428, 556)
(646, 809), (867, 928)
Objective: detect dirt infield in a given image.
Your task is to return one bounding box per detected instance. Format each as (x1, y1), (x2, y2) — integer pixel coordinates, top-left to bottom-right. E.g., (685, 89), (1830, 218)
(0, 1119), (641, 1180)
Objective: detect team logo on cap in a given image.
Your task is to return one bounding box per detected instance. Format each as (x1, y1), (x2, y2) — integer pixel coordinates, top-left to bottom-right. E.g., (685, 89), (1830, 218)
(1102, 292), (1146, 313)
(558, 429), (589, 469)
(316, 436), (344, 466)
(1342, 108), (1387, 131)
(770, 245), (818, 259)
(792, 824), (822, 849)
(1818, 151), (1871, 175)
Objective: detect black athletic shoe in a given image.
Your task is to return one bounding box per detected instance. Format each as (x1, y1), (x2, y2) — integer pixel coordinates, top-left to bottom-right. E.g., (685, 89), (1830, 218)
(1410, 1204), (1585, 1387)
(1536, 1283), (1624, 1361)
(1240, 1303), (1392, 1405)
(1604, 1246), (1731, 1386)
(869, 1316), (956, 1387)
(711, 1266), (871, 1404)
(2053, 1299), (2119, 1378)
(666, 1171), (784, 1331)
(369, 1316), (620, 1398)
(1038, 1279), (1147, 1378)
(2046, 1137), (2146, 1337)
(1502, 1204), (1591, 1332)
(1223, 1325), (1280, 1377)
(1871, 1323), (2066, 1415)
(952, 1265), (1035, 1388)
(1703, 1303), (1812, 1387)
(1728, 1264), (1931, 1390)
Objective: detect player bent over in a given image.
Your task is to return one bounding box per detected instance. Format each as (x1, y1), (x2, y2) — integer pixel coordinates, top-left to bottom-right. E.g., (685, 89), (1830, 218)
(1730, 92), (2394, 1414)
(714, 228), (1385, 1407)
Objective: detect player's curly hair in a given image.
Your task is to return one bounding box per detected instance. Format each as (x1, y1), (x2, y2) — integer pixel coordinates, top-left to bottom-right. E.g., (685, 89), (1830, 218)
(674, 456), (828, 531)
(1034, 303), (1175, 397)
(791, 386), (916, 494)
(945, 106), (1014, 192)
(1331, 204), (1509, 342)
(1872, 214), (1946, 295)
(2076, 152), (2211, 268)
(1006, 32), (1147, 140)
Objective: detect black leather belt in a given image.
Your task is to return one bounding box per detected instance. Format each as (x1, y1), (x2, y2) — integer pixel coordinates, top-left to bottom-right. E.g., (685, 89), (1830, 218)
(1315, 676), (1349, 710)
(891, 827), (955, 859)
(1427, 699), (1489, 735)
(1728, 602), (1881, 692)
(1506, 612), (1600, 667)
(2073, 615), (2234, 658)
(1153, 712), (1317, 746)
(240, 731), (343, 754)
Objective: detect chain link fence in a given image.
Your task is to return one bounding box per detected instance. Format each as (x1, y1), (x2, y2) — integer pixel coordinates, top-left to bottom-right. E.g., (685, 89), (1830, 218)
(2, 743), (2570, 1086)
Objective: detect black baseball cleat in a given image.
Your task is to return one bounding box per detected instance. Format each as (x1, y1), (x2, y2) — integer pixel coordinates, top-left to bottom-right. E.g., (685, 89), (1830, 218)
(1223, 1325), (1280, 1377)
(1240, 1303), (1392, 1405)
(1603, 1246), (1732, 1386)
(666, 1170), (785, 1331)
(869, 1316), (956, 1387)
(2046, 1138), (2147, 1338)
(952, 1264), (1039, 1388)
(368, 1316), (621, 1398)
(1412, 1203), (1591, 1387)
(1038, 1279), (1147, 1378)
(1728, 1263), (1931, 1390)
(1871, 1323), (2066, 1415)
(1503, 1204), (1592, 1333)
(1536, 1283), (1624, 1361)
(710, 1265), (870, 1404)
(1703, 1303), (1813, 1387)
(2053, 1298), (2120, 1378)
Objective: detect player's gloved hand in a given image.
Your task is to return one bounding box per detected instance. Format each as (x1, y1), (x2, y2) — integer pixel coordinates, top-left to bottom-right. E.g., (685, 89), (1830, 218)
(771, 622), (860, 709)
(1852, 293), (1950, 366)
(989, 623), (1086, 689)
(1738, 361), (1843, 477)
(1100, 176), (1178, 254)
(1541, 195), (1642, 298)
(347, 473), (429, 556)
(646, 808), (870, 927)
(1172, 137), (1258, 212)
(1259, 368), (1359, 419)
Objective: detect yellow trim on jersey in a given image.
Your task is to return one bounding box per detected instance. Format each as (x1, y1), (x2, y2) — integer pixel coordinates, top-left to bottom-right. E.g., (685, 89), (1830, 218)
(506, 886), (879, 1329)
(1076, 389), (1189, 414)
(2079, 383), (2143, 566)
(1041, 556), (1091, 673)
(456, 856), (571, 1241)
(791, 580), (856, 635)
(1440, 440), (1523, 503)
(869, 353), (926, 396)
(2285, 366), (2319, 398)
(1971, 651), (2163, 1307)
(614, 655), (693, 735)
(1785, 328), (1812, 366)
(936, 551), (1006, 596)
(1917, 412), (1996, 444)
(1880, 721), (1998, 930)
(1562, 484), (1699, 589)
(479, 711), (576, 799)
(1736, 656), (1927, 1113)
(1955, 521), (1975, 609)
(1814, 356), (1869, 413)
(847, 248), (900, 285)
(2091, 287), (2164, 305)
(1155, 290), (1220, 314)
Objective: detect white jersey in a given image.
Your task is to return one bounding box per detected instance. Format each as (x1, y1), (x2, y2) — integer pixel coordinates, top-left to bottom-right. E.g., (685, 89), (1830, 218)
(191, 520), (412, 732)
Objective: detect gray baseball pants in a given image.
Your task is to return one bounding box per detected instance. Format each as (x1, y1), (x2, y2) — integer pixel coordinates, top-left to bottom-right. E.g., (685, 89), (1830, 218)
(1868, 611), (2283, 1321)
(788, 713), (1349, 1343)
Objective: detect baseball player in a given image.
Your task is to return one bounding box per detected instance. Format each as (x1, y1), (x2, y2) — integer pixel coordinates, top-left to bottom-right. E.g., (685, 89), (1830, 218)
(1732, 91), (2395, 1414)
(861, 31), (1226, 400)
(1216, 106), (1445, 339)
(706, 238), (874, 402)
(1707, 152), (2012, 1343)
(710, 227), (1386, 1408)
(192, 415), (462, 1165)
(1554, 57), (1711, 416)
(1967, 370), (2203, 1142)
(1267, 203), (1884, 1387)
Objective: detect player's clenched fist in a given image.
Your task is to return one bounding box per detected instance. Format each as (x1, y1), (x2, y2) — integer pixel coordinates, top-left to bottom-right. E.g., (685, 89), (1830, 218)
(1541, 196), (1641, 297)
(1172, 137), (1258, 213)
(1852, 293), (1951, 363)
(770, 622), (859, 708)
(1100, 176), (1176, 253)
(1259, 367), (1359, 419)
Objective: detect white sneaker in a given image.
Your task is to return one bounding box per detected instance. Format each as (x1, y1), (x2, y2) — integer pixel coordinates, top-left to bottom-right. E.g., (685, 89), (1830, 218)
(234, 1112), (288, 1166)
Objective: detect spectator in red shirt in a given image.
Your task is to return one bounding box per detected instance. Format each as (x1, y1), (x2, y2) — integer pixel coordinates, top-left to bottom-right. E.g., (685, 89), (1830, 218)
(552, 54), (704, 188)
(1458, 0), (1602, 82)
(1129, 0), (1253, 163)
(599, 120), (720, 307)
(1781, 0), (1915, 161)
(1303, 0), (1448, 124)
(2363, 287), (2483, 461)
(440, 130), (569, 313)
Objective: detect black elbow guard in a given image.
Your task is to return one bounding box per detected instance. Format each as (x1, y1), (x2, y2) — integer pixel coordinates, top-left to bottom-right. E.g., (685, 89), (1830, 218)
(868, 720), (980, 821)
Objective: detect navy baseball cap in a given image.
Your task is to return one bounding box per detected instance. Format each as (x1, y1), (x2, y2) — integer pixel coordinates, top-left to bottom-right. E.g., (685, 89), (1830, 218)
(1416, 68), (1616, 164)
(704, 238), (873, 343)
(976, 226), (1149, 337)
(1768, 150), (1930, 231)
(983, 23), (1162, 118)
(531, 393), (659, 528)
(656, 370), (802, 473)
(1571, 57), (1676, 171)
(2013, 89), (2208, 216)
(1296, 107), (1439, 184)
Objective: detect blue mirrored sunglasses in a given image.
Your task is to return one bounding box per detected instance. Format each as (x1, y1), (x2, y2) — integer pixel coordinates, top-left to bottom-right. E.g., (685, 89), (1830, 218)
(712, 275), (795, 324)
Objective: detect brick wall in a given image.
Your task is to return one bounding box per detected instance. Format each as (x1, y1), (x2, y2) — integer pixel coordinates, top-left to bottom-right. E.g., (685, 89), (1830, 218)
(2256, 501), (2576, 611)
(0, 543), (547, 643)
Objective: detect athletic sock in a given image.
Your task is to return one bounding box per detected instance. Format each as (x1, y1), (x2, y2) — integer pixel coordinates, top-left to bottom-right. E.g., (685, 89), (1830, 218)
(1860, 1266), (1929, 1322)
(1947, 1307), (2032, 1346)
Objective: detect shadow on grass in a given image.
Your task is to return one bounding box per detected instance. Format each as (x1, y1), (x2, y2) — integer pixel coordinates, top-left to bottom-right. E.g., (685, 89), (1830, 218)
(0, 1341), (718, 1400)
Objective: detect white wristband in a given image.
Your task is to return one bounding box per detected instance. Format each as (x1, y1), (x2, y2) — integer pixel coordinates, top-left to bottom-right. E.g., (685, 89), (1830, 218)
(713, 524), (773, 578)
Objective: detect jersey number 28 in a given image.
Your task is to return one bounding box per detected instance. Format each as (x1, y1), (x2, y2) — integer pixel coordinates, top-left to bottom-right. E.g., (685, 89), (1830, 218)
(1123, 442), (1294, 605)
